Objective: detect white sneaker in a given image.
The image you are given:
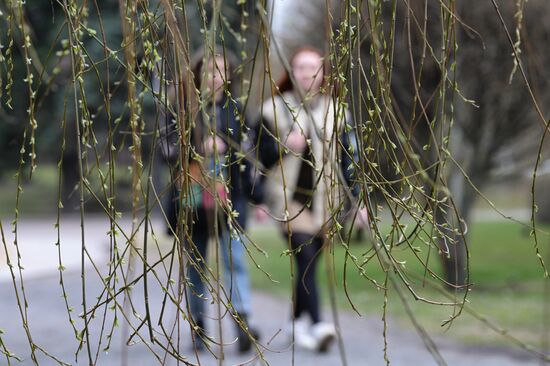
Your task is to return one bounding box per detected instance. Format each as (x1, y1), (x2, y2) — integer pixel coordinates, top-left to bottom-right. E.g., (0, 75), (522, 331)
(285, 317), (307, 335)
(310, 322), (336, 352)
(286, 318), (317, 351)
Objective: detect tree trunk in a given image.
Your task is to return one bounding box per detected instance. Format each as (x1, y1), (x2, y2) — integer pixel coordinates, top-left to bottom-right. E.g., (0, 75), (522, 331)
(437, 122), (484, 289)
(437, 165), (476, 289)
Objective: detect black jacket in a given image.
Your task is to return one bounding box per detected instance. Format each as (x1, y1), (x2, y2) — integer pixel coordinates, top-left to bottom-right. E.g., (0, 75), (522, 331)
(160, 95), (253, 229)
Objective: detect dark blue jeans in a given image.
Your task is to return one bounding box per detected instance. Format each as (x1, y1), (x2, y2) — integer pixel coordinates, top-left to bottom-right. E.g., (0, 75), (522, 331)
(185, 208), (252, 323)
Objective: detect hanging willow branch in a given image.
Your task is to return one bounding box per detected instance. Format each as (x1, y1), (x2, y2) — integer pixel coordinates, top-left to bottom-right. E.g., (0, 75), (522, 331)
(0, 0), (549, 365)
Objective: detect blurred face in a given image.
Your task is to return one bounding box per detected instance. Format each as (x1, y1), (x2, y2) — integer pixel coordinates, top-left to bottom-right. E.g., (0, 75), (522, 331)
(291, 49), (324, 94)
(205, 56), (226, 100)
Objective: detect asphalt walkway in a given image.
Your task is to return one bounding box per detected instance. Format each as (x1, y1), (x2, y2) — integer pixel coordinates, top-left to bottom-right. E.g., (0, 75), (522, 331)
(0, 216), (543, 365)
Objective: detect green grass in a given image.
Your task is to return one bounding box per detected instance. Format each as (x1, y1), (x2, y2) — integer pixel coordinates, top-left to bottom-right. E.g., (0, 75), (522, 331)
(0, 166), (59, 216)
(247, 221), (550, 351)
(0, 164), (135, 217)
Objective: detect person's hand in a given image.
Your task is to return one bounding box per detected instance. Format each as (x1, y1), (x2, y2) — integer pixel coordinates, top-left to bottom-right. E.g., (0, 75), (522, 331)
(355, 207), (369, 229)
(204, 135), (227, 154)
(254, 204), (270, 223)
(285, 129), (307, 153)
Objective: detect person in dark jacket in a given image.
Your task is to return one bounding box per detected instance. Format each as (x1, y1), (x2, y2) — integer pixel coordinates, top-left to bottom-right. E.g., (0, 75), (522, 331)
(161, 46), (259, 353)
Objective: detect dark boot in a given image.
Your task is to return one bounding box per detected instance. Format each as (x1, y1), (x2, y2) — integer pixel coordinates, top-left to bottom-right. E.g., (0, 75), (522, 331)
(235, 313), (260, 353)
(192, 319), (208, 351)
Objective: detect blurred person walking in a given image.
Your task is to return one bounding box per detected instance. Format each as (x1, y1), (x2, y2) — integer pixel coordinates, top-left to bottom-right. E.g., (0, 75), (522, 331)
(252, 46), (367, 353)
(162, 46), (260, 353)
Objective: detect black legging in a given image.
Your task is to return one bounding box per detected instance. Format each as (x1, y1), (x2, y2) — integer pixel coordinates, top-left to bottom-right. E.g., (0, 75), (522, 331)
(290, 232), (324, 324)
(166, 184), (179, 236)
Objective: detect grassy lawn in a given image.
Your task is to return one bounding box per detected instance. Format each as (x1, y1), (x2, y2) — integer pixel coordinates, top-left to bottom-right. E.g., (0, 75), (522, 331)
(247, 221), (550, 351)
(0, 167), (60, 217)
(0, 164), (135, 217)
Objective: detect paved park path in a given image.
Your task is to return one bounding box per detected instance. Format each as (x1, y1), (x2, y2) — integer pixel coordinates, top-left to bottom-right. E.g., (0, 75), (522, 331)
(0, 216), (543, 365)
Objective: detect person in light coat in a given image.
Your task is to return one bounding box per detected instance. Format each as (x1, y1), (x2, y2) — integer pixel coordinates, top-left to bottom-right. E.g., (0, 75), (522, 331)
(253, 46), (368, 352)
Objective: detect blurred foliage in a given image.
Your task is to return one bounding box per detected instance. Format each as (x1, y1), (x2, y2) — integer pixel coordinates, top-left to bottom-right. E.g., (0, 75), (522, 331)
(0, 0), (256, 204)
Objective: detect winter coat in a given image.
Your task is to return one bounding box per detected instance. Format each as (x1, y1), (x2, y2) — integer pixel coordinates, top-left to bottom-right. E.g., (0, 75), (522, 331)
(160, 95), (252, 229)
(256, 92), (357, 235)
